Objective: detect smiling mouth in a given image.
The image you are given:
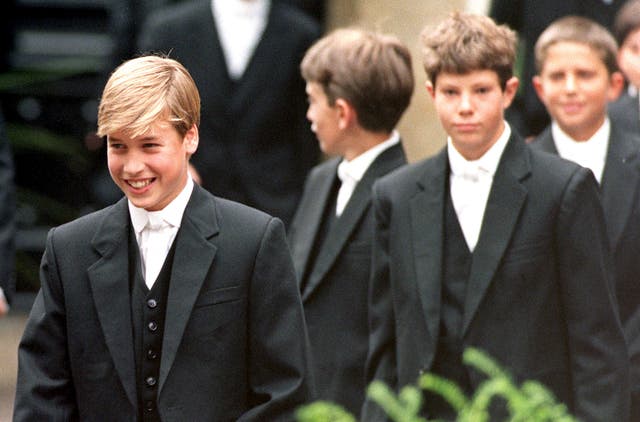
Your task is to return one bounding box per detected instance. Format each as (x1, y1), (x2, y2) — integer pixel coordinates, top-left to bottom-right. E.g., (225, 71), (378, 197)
(128, 179), (154, 189)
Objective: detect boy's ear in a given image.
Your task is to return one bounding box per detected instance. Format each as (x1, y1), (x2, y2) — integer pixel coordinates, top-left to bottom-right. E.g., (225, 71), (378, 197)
(502, 76), (519, 108)
(532, 75), (545, 102)
(425, 80), (435, 98)
(184, 124), (199, 154)
(335, 98), (356, 130)
(607, 71), (625, 102)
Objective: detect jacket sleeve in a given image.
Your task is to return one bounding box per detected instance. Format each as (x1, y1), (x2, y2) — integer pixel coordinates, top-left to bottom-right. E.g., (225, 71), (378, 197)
(238, 217), (314, 421)
(556, 167), (630, 421)
(13, 228), (79, 421)
(361, 181), (397, 421)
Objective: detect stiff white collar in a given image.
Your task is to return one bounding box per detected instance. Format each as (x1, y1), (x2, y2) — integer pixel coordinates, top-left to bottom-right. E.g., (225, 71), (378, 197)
(129, 177), (194, 234)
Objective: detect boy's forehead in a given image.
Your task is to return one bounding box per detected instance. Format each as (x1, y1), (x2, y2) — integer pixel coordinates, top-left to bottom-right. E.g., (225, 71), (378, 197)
(305, 81), (322, 95)
(541, 41), (605, 68)
(435, 69), (501, 86)
(107, 119), (174, 141)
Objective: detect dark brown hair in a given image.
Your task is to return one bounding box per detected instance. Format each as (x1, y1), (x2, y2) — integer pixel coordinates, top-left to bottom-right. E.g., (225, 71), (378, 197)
(301, 28), (414, 133)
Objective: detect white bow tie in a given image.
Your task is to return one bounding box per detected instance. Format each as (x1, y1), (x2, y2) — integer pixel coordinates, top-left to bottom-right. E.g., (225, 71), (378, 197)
(456, 164), (490, 183)
(142, 214), (173, 288)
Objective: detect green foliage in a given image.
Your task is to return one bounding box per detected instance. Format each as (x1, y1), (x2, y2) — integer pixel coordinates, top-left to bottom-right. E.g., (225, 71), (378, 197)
(296, 401), (356, 422)
(296, 348), (577, 422)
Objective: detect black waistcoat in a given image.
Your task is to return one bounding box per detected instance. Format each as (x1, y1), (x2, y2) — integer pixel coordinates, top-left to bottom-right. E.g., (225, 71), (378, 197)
(130, 230), (177, 422)
(426, 190), (473, 419)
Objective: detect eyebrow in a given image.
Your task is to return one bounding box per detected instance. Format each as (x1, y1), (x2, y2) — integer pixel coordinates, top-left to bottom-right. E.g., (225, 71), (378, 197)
(107, 135), (157, 144)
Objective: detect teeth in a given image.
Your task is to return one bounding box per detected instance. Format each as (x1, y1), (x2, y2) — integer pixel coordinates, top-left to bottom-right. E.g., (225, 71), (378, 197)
(129, 180), (151, 189)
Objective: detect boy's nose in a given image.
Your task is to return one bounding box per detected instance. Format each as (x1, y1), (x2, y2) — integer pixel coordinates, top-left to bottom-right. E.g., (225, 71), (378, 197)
(123, 155), (145, 175)
(459, 93), (473, 112)
(564, 74), (577, 92)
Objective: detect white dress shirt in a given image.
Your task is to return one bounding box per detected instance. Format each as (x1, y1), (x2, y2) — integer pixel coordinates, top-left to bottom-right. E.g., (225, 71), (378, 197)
(336, 131), (401, 217)
(211, 0), (270, 80)
(552, 119), (609, 184)
(448, 123), (511, 252)
(129, 177), (194, 288)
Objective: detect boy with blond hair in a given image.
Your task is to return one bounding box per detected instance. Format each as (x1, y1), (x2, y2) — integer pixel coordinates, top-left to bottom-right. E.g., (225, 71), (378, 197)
(363, 12), (629, 421)
(14, 55), (312, 421)
(288, 28), (413, 416)
(531, 14), (640, 419)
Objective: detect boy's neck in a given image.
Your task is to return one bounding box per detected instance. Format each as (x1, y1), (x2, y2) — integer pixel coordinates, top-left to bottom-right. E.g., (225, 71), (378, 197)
(342, 130), (393, 162)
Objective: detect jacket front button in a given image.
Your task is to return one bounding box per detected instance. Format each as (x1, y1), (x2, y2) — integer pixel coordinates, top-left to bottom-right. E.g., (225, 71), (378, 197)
(146, 376), (157, 387)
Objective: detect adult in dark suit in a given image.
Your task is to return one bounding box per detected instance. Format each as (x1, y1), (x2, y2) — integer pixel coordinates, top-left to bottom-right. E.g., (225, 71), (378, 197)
(490, 0), (626, 138)
(14, 56), (312, 421)
(137, 0), (320, 225)
(363, 13), (629, 421)
(530, 15), (640, 419)
(288, 28), (413, 416)
(0, 106), (15, 315)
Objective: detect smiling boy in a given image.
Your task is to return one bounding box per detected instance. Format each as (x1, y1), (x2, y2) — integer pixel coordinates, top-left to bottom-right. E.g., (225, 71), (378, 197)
(14, 55), (312, 421)
(530, 15), (640, 420)
(363, 12), (629, 421)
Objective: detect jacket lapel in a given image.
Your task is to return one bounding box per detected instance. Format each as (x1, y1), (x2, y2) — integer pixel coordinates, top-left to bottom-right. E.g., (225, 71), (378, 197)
(462, 135), (530, 336)
(600, 126), (640, 249)
(88, 198), (137, 408)
(293, 159), (340, 285)
(412, 151), (447, 356)
(194, 2), (235, 110)
(302, 144), (406, 301)
(159, 185), (219, 393)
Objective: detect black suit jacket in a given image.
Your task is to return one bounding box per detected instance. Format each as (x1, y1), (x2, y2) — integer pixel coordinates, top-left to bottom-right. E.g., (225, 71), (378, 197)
(288, 143), (406, 415)
(609, 91), (640, 135)
(531, 124), (640, 419)
(364, 134), (630, 421)
(14, 185), (312, 421)
(138, 0), (320, 225)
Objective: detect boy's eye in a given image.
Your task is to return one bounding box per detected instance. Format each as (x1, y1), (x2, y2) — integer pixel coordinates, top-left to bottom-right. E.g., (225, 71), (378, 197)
(475, 87), (489, 94)
(548, 72), (564, 81)
(143, 143), (160, 148)
(576, 70), (595, 79)
(109, 143), (125, 150)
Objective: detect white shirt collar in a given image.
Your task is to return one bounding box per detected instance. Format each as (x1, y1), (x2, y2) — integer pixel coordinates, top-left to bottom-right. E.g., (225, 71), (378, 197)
(129, 177), (194, 234)
(337, 130), (400, 184)
(211, 0), (270, 79)
(551, 119), (610, 184)
(211, 0), (270, 19)
(448, 122), (511, 178)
